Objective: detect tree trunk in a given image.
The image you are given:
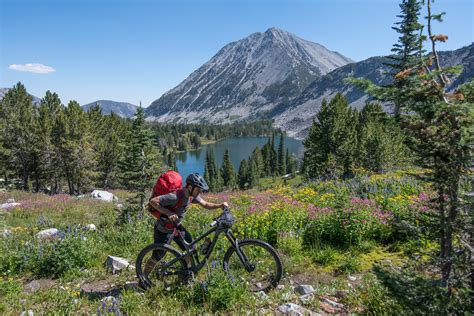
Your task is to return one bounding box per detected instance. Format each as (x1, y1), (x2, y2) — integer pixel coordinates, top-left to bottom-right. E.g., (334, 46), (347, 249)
(438, 190), (452, 282)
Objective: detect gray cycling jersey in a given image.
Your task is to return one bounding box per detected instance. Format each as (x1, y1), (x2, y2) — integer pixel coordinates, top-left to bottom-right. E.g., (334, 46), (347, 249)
(156, 188), (203, 232)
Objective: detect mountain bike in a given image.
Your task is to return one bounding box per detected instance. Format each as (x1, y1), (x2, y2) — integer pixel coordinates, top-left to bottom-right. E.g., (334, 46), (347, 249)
(136, 207), (282, 292)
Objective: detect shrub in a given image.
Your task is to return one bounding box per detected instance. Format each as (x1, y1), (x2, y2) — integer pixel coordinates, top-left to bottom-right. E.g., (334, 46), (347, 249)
(183, 264), (252, 312)
(33, 234), (94, 278)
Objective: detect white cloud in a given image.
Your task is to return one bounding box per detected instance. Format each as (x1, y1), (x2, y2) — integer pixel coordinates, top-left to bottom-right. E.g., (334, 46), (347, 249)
(8, 63), (55, 74)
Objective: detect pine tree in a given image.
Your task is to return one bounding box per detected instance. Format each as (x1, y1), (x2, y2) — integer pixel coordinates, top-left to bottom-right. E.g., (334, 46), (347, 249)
(247, 157), (259, 189)
(0, 82), (38, 190)
(261, 139), (272, 176)
(220, 149), (236, 188)
(36, 91), (62, 192)
(286, 148), (297, 175)
(53, 101), (96, 195)
(350, 0), (472, 283)
(167, 152), (178, 172)
(98, 113), (127, 188)
(204, 149), (213, 189)
(191, 134), (201, 149)
(357, 102), (408, 172)
(204, 148), (221, 191)
(237, 159), (249, 190)
(119, 107), (162, 209)
(277, 133), (285, 175)
(385, 0), (424, 118)
(270, 133), (277, 175)
(303, 94), (358, 179)
(250, 146), (264, 178)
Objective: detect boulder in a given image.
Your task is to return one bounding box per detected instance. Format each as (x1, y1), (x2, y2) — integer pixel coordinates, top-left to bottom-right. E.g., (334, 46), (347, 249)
(20, 310), (34, 316)
(294, 284), (315, 295)
(1, 229), (11, 237)
(299, 293), (315, 304)
(255, 291), (270, 301)
(6, 198), (15, 203)
(36, 228), (59, 240)
(348, 275), (357, 282)
(24, 279), (55, 293)
(81, 279), (120, 299)
(335, 289), (349, 299)
(321, 297), (344, 309)
(85, 224), (97, 231)
(90, 190), (118, 202)
(0, 202), (21, 209)
(277, 303), (319, 316)
(105, 255), (135, 274)
(319, 297), (345, 314)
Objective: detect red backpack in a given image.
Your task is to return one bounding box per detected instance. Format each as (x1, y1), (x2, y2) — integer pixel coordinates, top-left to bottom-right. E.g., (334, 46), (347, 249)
(152, 170), (182, 198)
(149, 171), (191, 228)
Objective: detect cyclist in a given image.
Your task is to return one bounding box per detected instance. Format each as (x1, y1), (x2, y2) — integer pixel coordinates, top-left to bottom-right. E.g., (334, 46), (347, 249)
(144, 172), (228, 275)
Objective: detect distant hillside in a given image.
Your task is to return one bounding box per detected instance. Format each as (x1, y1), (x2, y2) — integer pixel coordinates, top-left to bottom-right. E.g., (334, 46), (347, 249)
(0, 88), (41, 105)
(275, 43), (474, 139)
(82, 100), (138, 118)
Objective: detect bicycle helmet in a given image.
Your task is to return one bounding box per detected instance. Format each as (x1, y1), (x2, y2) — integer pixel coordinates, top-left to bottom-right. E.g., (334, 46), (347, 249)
(186, 173), (209, 192)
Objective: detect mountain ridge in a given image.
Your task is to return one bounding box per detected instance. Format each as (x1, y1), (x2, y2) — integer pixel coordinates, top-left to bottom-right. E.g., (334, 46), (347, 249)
(145, 27), (353, 124)
(82, 100), (138, 118)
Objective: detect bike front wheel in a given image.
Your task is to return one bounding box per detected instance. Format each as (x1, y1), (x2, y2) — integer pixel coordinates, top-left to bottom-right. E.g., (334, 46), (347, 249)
(223, 238), (282, 292)
(136, 243), (188, 290)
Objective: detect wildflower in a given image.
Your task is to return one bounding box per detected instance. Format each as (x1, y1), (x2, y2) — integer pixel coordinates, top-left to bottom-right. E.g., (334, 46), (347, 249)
(227, 270), (236, 283)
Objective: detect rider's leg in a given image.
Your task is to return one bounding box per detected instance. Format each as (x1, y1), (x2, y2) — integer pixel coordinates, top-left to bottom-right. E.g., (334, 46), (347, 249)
(174, 226), (193, 266)
(144, 223), (169, 277)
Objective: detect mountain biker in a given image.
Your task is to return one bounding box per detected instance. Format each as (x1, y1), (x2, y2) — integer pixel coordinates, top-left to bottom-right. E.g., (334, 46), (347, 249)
(144, 172), (228, 275)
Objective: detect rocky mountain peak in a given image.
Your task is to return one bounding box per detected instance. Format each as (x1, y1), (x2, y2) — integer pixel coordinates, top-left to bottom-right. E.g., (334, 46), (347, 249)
(145, 28), (353, 123)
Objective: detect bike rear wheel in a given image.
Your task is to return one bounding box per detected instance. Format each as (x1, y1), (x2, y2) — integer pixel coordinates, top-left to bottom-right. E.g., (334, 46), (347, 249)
(223, 238), (282, 292)
(136, 243), (188, 290)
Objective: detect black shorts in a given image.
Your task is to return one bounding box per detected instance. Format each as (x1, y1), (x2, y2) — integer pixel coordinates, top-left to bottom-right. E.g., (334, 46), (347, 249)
(152, 221), (193, 260)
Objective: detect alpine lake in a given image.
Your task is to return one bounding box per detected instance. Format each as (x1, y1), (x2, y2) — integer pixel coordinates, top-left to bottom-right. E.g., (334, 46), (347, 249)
(175, 136), (304, 176)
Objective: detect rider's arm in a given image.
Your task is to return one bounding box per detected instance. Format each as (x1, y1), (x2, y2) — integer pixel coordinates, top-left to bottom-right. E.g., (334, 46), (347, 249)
(148, 196), (176, 218)
(194, 195), (228, 210)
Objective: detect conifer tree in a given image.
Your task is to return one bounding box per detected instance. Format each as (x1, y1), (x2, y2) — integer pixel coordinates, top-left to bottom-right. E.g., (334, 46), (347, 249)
(167, 152), (178, 172)
(250, 146), (264, 178)
(220, 149), (236, 188)
(261, 139), (272, 176)
(237, 159), (249, 190)
(204, 149), (212, 189)
(53, 101), (96, 195)
(270, 133), (277, 175)
(277, 133), (285, 175)
(119, 107), (162, 209)
(204, 148), (221, 191)
(36, 91), (62, 192)
(303, 94), (358, 179)
(98, 113), (127, 188)
(247, 156), (259, 189)
(350, 0), (472, 284)
(286, 148), (297, 175)
(0, 82), (38, 190)
(385, 0), (424, 118)
(357, 102), (408, 172)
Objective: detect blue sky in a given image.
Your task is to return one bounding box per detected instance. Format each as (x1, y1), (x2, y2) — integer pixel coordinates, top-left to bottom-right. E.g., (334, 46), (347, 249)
(1, 0), (472, 107)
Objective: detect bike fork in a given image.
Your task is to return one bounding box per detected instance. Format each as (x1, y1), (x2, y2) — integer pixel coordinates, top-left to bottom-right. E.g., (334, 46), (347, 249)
(226, 231), (255, 272)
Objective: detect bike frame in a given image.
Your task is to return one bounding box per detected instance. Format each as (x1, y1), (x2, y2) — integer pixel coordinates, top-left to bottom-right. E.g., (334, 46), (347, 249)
(162, 222), (253, 275)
